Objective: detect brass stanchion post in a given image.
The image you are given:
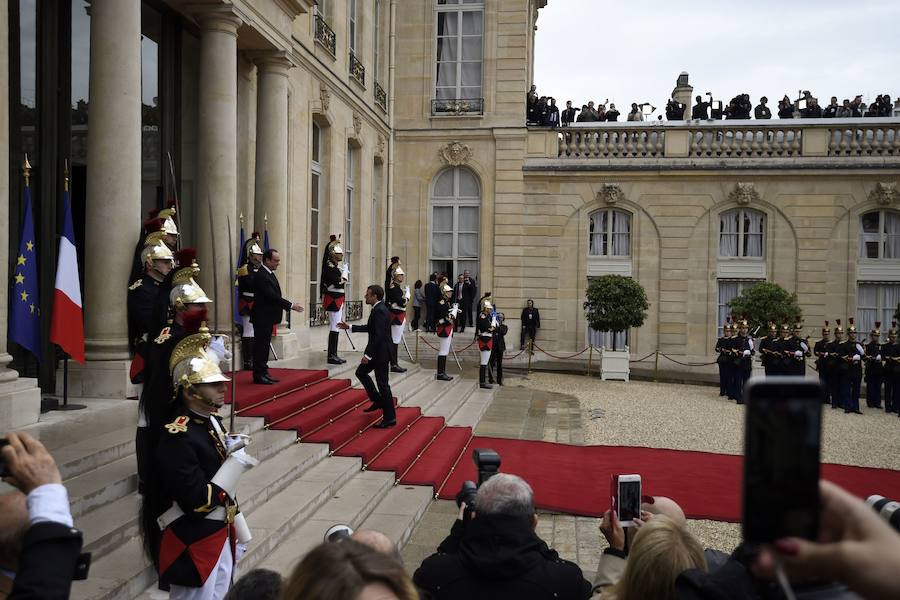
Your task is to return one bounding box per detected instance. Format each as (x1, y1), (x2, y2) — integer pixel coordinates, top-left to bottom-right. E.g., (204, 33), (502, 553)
(527, 339), (533, 375)
(654, 350), (660, 382)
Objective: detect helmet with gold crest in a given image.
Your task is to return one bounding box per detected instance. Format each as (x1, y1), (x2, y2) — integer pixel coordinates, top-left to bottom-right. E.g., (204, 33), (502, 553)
(169, 248), (212, 309)
(169, 314), (229, 398)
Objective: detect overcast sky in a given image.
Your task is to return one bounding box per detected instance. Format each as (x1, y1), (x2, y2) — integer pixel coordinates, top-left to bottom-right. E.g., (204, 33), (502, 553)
(534, 0), (899, 115)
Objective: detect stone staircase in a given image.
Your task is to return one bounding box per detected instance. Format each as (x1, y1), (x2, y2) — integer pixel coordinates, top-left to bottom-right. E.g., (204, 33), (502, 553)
(36, 358), (494, 599)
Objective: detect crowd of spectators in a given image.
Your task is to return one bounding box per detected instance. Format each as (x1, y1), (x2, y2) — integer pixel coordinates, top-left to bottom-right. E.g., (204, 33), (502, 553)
(528, 84), (897, 126)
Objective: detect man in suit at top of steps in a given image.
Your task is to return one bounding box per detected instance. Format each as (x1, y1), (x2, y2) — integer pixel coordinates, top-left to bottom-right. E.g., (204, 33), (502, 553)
(251, 248), (303, 385)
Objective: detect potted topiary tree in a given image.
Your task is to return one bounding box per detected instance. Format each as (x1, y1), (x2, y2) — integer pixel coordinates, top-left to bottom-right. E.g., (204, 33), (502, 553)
(584, 275), (650, 381)
(727, 282), (802, 378)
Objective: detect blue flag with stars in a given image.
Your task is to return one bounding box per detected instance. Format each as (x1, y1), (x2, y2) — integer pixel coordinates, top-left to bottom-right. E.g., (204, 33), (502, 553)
(9, 185), (41, 361)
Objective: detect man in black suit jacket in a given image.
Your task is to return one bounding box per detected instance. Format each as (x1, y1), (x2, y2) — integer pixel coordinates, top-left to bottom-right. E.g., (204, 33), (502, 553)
(424, 274), (439, 332)
(339, 285), (396, 427)
(251, 249), (303, 384)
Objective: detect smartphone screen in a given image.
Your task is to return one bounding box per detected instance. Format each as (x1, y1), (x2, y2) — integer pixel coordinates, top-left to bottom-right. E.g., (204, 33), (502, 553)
(617, 475), (641, 526)
(742, 378), (823, 544)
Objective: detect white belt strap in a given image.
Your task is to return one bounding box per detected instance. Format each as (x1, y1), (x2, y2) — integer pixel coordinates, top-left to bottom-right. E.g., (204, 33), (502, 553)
(157, 504), (227, 530)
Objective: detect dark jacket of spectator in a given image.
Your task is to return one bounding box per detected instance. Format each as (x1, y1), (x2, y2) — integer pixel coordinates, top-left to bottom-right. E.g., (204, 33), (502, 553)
(777, 96), (794, 119)
(561, 104), (579, 126)
(10, 521), (85, 599)
(605, 106), (620, 122)
(754, 103), (771, 119)
(414, 515), (592, 600)
(691, 100), (710, 119)
(424, 278), (440, 330)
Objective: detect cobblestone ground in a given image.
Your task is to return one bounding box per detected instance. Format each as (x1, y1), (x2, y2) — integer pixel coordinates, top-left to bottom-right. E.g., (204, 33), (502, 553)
(403, 371), (894, 579)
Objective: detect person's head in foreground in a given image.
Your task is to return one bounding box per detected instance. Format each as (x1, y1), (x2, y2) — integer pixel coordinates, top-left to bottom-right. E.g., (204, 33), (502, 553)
(281, 539), (417, 600)
(606, 516), (706, 600)
(225, 568), (282, 600)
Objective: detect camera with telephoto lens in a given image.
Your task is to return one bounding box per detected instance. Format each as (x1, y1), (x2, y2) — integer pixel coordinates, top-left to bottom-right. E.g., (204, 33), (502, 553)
(866, 495), (900, 531)
(455, 448), (502, 517)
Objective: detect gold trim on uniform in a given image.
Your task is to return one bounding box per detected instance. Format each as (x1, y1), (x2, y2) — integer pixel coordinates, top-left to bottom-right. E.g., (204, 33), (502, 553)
(129, 279), (143, 290)
(155, 327), (172, 344)
(165, 415), (190, 434)
(194, 484), (214, 513)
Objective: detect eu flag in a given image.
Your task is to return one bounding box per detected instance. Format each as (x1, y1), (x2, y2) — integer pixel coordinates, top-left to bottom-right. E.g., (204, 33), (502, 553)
(9, 185), (42, 361)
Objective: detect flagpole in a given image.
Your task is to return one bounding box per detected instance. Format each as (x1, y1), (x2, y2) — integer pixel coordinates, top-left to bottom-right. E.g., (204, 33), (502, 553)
(50, 160), (85, 411)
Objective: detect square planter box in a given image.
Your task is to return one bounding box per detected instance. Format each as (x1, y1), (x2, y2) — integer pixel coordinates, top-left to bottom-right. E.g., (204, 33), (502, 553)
(600, 348), (630, 381)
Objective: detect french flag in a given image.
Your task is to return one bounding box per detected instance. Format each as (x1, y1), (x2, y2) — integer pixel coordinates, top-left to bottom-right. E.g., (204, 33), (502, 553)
(49, 190), (85, 363)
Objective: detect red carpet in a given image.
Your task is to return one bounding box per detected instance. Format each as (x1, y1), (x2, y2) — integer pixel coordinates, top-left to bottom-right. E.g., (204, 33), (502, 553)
(225, 369), (328, 411)
(435, 438), (900, 522)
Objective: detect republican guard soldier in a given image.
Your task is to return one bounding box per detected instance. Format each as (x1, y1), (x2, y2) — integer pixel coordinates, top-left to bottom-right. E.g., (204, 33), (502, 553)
(476, 299), (497, 389)
(831, 320), (847, 410)
(786, 317), (810, 376)
(237, 234), (263, 371)
(385, 261), (409, 373)
(434, 282), (458, 381)
(864, 322), (884, 409)
(733, 316), (754, 403)
(321, 235), (348, 365)
(772, 322), (792, 378)
(715, 320), (731, 396)
(154, 322), (256, 598)
(841, 318), (865, 414)
(758, 322), (778, 377)
(882, 323), (900, 414)
(813, 322), (833, 405)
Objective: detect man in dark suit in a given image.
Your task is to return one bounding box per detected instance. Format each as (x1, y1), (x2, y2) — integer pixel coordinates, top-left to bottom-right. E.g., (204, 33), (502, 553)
(462, 271), (476, 331)
(453, 275), (467, 332)
(424, 273), (439, 332)
(339, 285), (396, 428)
(251, 249), (303, 384)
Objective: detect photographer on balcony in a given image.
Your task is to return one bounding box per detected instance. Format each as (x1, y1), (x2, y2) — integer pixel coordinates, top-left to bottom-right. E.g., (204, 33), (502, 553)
(413, 473), (591, 599)
(754, 97), (772, 120)
(777, 95), (794, 119)
(627, 103), (644, 122)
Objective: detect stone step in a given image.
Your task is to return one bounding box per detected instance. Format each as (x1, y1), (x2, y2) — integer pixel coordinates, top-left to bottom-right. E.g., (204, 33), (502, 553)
(399, 373), (467, 414)
(70, 536), (157, 600)
(392, 370), (434, 403)
(77, 493), (140, 560)
(424, 381), (479, 421)
(56, 427), (135, 481)
(358, 484), (435, 551)
(248, 469), (396, 577)
(244, 428), (297, 463)
(67, 456), (137, 519)
(447, 386), (495, 428)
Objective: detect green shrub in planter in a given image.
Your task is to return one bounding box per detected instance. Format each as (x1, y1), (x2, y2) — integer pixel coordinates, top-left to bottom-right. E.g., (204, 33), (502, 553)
(726, 282), (801, 334)
(584, 275), (649, 351)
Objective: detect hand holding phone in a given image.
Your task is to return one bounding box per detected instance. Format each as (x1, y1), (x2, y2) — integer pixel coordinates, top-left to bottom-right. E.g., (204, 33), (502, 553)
(616, 474), (642, 528)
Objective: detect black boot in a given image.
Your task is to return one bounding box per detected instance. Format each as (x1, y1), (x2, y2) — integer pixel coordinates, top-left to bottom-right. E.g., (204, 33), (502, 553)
(327, 332), (342, 365)
(436, 355), (453, 381)
(242, 338), (254, 371)
(479, 365), (492, 389)
(391, 344), (407, 373)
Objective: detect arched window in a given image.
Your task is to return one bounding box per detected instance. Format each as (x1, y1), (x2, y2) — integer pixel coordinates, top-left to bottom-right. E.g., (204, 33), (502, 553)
(719, 208), (764, 258)
(589, 209), (631, 257)
(430, 167), (479, 280)
(860, 210), (900, 259)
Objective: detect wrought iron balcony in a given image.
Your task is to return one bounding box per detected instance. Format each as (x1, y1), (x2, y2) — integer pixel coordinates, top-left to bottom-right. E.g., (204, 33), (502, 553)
(431, 98), (484, 116)
(314, 14), (336, 57)
(374, 82), (387, 112)
(349, 52), (365, 88)
(309, 300), (363, 327)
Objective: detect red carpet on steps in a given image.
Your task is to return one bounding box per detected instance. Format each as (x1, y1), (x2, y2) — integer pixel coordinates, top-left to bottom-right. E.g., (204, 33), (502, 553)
(400, 426), (473, 488)
(335, 407), (423, 464)
(224, 369), (328, 411)
(369, 418), (446, 474)
(436, 438), (900, 522)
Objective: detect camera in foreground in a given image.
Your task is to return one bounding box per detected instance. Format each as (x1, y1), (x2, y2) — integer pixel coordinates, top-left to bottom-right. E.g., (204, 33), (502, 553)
(866, 495), (900, 531)
(455, 448), (501, 514)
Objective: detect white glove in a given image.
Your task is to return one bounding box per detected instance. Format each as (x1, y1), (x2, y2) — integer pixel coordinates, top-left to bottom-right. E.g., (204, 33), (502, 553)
(235, 543), (248, 562)
(877, 354), (882, 361)
(404, 286), (411, 301)
(853, 354), (861, 362)
(340, 263), (350, 280)
(224, 433), (251, 453)
(794, 350), (803, 358)
(449, 303), (461, 318)
(208, 335), (232, 363)
(742, 350), (751, 357)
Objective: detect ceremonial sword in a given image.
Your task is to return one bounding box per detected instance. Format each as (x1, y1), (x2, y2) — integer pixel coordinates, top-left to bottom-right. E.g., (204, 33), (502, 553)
(205, 193), (220, 333)
(226, 215), (237, 432)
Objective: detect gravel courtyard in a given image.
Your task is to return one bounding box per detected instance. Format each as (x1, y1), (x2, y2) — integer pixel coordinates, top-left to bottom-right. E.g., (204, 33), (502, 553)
(508, 372), (900, 554)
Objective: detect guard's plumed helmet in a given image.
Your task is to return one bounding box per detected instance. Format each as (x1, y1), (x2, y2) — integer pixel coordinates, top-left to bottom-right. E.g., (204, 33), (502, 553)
(440, 282), (453, 298)
(390, 261), (405, 282)
(872, 321), (882, 336)
(768, 322), (777, 334)
(847, 317), (857, 334)
(834, 319), (844, 334)
(326, 235), (344, 260)
(890, 321), (898, 337)
(169, 316), (229, 389)
(244, 233), (263, 257)
(793, 315), (803, 332)
(822, 320), (831, 335)
(141, 227), (175, 267)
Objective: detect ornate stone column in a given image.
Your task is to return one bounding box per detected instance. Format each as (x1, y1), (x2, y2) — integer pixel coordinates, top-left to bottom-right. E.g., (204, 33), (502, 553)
(253, 52), (291, 269)
(195, 10), (242, 334)
(73, 0), (142, 398)
(0, 0), (40, 427)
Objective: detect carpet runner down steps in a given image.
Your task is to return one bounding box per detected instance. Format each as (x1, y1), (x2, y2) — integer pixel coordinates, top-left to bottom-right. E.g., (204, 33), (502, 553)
(62, 363), (492, 600)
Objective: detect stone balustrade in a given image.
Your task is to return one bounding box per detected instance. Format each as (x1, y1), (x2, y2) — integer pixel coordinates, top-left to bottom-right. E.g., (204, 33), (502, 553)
(545, 118), (900, 162)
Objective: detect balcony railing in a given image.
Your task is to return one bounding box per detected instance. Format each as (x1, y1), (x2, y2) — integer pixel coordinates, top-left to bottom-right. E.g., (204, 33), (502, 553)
(349, 52), (365, 88)
(544, 118), (900, 161)
(309, 300), (363, 327)
(431, 98), (484, 116)
(314, 14), (336, 56)
(374, 82), (387, 112)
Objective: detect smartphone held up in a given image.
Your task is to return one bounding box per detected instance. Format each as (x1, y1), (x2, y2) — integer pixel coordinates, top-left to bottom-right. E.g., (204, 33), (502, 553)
(612, 473), (642, 528)
(742, 377), (824, 545)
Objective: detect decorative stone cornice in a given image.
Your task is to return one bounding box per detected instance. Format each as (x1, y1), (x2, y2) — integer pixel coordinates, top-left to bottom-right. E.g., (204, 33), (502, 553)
(188, 5), (242, 35)
(319, 84), (331, 112)
(869, 182), (899, 206)
(596, 184), (624, 205)
(438, 141), (472, 166)
(248, 50), (294, 73)
(728, 182), (760, 206)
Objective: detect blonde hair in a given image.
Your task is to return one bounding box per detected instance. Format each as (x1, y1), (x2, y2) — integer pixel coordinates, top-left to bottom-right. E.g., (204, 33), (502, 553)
(605, 516), (706, 600)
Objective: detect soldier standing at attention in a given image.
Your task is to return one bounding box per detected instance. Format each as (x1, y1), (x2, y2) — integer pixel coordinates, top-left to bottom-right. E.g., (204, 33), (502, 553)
(787, 317), (810, 376)
(758, 322), (778, 377)
(814, 322), (833, 405)
(385, 261), (409, 373)
(772, 323), (792, 378)
(733, 317), (754, 404)
(236, 233), (263, 371)
(153, 322), (257, 598)
(830, 320), (847, 410)
(715, 320), (731, 396)
(882, 323), (900, 414)
(476, 299), (497, 390)
(841, 318), (865, 414)
(321, 235), (349, 365)
(434, 281), (457, 381)
(864, 322), (884, 409)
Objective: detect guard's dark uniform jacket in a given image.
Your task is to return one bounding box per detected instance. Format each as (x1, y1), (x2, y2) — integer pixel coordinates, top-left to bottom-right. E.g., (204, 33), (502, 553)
(386, 283), (407, 325)
(236, 262), (260, 316)
(813, 338), (830, 372)
(758, 334), (777, 375)
(732, 335), (753, 374)
(785, 335), (809, 376)
(156, 409), (236, 588)
(127, 274), (165, 384)
(865, 340), (884, 379)
(436, 299), (454, 338)
(476, 313), (495, 352)
(320, 262), (345, 311)
(772, 336), (792, 375)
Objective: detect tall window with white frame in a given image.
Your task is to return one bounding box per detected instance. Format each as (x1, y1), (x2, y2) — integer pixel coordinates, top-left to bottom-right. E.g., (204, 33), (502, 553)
(719, 208), (765, 258)
(717, 280), (762, 336)
(349, 0), (357, 54)
(310, 122), (324, 308)
(435, 0), (483, 109)
(589, 209), (631, 257)
(857, 210), (900, 334)
(859, 209), (900, 260)
(430, 167), (480, 282)
(345, 143), (355, 300)
(374, 0), (381, 78)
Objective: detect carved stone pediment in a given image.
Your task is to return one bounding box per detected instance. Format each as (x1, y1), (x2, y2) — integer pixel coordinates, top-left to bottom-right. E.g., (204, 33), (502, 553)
(596, 184), (624, 205)
(869, 182), (899, 206)
(729, 183), (760, 206)
(438, 141), (472, 166)
(319, 84), (331, 112)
